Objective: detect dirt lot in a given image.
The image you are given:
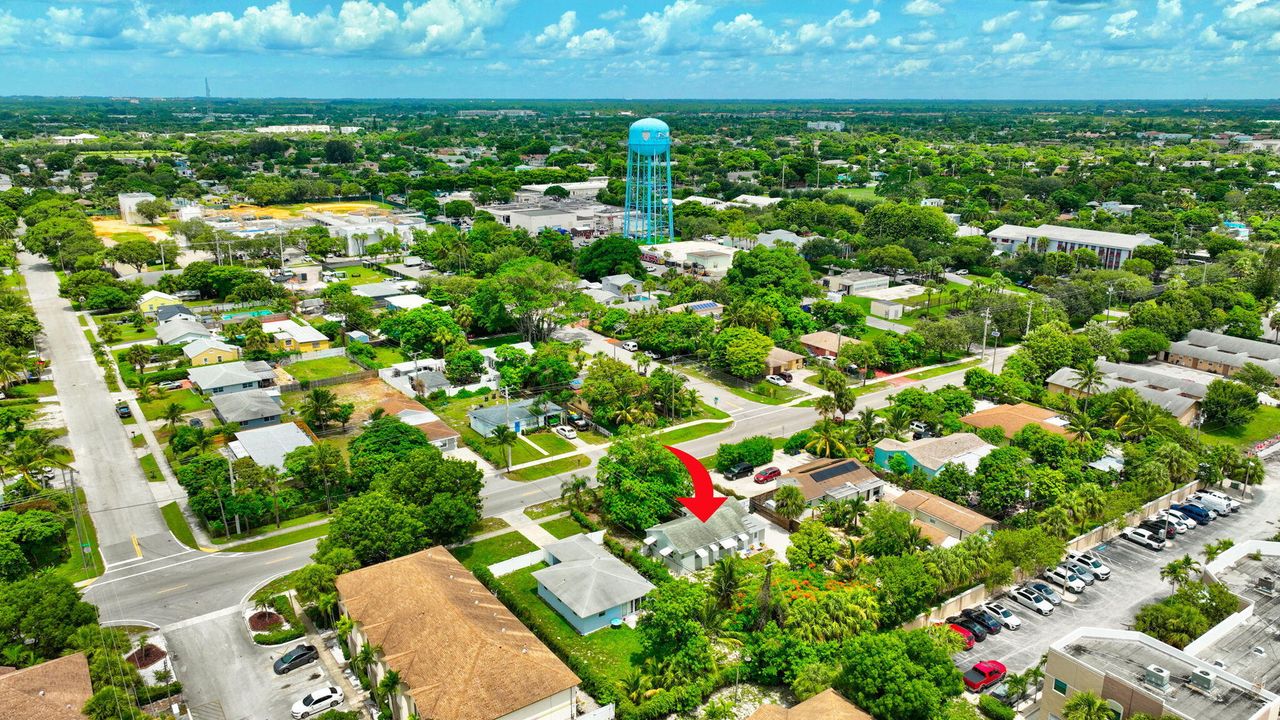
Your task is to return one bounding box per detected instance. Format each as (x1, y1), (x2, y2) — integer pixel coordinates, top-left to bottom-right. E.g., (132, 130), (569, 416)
(282, 377), (404, 427)
(90, 217), (171, 241)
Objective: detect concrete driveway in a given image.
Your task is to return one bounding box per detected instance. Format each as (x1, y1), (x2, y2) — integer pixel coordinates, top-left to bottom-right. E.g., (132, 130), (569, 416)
(954, 476), (1280, 677)
(168, 609), (348, 720)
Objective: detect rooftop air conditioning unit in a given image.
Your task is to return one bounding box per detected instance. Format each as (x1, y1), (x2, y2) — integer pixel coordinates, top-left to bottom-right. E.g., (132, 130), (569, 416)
(1191, 669), (1216, 692)
(1146, 665), (1171, 690)
(1212, 660), (1227, 669)
(1259, 576), (1275, 593)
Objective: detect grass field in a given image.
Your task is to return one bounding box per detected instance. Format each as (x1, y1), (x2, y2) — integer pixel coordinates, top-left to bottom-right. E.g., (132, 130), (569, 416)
(139, 453), (163, 482)
(334, 266), (391, 286)
(528, 432), (576, 455)
(509, 455), (591, 482)
(470, 517), (511, 535)
(285, 356), (363, 382)
(826, 186), (880, 201)
(211, 512), (327, 545)
(653, 420), (732, 446)
(577, 430), (611, 445)
(139, 389), (209, 421)
(94, 315), (157, 343)
(1203, 406), (1280, 449)
(497, 563), (644, 684)
(470, 333), (523, 349)
(223, 523), (330, 553)
(365, 345), (406, 369)
(524, 499), (568, 520)
(539, 516), (587, 539)
(902, 358), (983, 381)
(451, 531), (538, 571)
(7, 381), (56, 398)
(160, 502), (199, 550)
(53, 491), (103, 583)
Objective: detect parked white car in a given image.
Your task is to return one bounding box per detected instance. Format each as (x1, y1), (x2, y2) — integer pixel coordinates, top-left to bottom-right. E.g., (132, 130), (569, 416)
(1122, 526), (1166, 551)
(1155, 511), (1190, 534)
(1010, 587), (1053, 616)
(1162, 508), (1198, 529)
(983, 602), (1022, 630)
(1067, 551), (1112, 580)
(292, 686), (344, 719)
(1044, 566), (1087, 594)
(765, 375), (788, 386)
(554, 425), (578, 440)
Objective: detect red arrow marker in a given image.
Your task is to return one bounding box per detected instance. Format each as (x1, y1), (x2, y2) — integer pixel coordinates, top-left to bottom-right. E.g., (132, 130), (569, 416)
(665, 444), (726, 523)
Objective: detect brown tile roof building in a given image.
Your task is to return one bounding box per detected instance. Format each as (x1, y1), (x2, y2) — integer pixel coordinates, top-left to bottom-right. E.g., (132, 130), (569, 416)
(778, 457), (884, 504)
(960, 402), (1071, 440)
(797, 331), (860, 358)
(0, 653), (93, 720)
(894, 490), (997, 539)
(336, 547), (579, 720)
(748, 689), (873, 720)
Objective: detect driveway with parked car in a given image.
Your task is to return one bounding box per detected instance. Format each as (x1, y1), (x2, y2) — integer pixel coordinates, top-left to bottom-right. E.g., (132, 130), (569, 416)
(168, 609), (348, 720)
(949, 478), (1279, 680)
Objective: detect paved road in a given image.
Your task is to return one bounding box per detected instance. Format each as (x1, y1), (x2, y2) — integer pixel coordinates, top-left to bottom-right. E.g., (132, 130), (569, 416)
(20, 254), (183, 566)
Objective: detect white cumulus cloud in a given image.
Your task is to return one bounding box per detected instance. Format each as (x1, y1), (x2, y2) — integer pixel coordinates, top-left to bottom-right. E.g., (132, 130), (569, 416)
(903, 0), (945, 18)
(535, 11), (576, 45)
(1051, 14), (1093, 32)
(993, 32), (1029, 53)
(981, 11), (1019, 34)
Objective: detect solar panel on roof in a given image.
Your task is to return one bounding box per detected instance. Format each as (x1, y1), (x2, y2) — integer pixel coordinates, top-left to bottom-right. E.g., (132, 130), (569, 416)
(690, 301), (717, 311)
(811, 461), (859, 484)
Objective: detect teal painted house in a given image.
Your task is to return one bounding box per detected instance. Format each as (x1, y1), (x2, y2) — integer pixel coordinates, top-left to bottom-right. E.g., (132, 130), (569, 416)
(533, 534), (654, 635)
(873, 433), (995, 477)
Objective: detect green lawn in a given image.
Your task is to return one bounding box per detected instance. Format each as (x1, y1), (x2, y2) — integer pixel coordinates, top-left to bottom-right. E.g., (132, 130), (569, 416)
(7, 381), (56, 398)
(528, 432), (576, 455)
(509, 455), (591, 482)
(285, 356), (363, 382)
(139, 389), (209, 421)
(160, 502), (199, 550)
(524, 499), (569, 520)
(902, 358), (983, 381)
(578, 430), (611, 445)
(365, 345), (406, 369)
(653, 420), (732, 446)
(333, 266), (391, 286)
(826, 186), (880, 201)
(470, 517), (511, 535)
(211, 512), (328, 545)
(539, 516), (587, 539)
(470, 333), (523, 349)
(451, 531), (539, 571)
(498, 563), (644, 684)
(52, 490), (103, 583)
(222, 523), (330, 552)
(96, 313), (158, 342)
(678, 365), (802, 406)
(1203, 406), (1280, 449)
(139, 453), (163, 482)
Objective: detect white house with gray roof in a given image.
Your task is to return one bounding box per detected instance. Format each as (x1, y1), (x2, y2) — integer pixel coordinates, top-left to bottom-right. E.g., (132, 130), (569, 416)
(467, 398), (562, 437)
(1046, 360), (1205, 425)
(211, 389), (283, 428)
(188, 360), (276, 395)
(988, 224), (1159, 270)
(228, 421), (313, 470)
(643, 500), (767, 574)
(156, 318), (213, 346)
(533, 533), (654, 635)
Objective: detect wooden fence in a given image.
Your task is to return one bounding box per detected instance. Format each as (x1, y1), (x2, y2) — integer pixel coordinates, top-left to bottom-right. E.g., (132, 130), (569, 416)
(749, 493), (801, 533)
(276, 369), (378, 393)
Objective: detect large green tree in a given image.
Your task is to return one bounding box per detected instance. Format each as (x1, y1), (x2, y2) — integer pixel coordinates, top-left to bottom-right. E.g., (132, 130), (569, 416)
(597, 432), (691, 531)
(576, 234), (643, 281)
(834, 629), (963, 720)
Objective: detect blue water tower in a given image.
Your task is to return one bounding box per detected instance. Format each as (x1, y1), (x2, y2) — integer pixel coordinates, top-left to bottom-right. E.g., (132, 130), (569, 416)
(624, 118), (674, 244)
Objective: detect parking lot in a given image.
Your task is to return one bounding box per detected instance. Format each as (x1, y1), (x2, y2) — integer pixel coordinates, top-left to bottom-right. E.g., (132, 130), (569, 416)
(167, 607), (350, 720)
(953, 479), (1280, 677)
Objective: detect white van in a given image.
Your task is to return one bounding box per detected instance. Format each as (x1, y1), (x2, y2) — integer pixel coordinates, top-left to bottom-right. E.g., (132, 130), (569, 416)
(403, 256), (424, 268)
(1202, 490), (1241, 513)
(621, 341), (639, 352)
(1189, 492), (1234, 516)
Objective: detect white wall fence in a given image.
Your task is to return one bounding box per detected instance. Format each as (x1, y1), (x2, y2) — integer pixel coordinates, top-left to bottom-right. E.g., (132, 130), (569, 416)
(578, 703), (616, 720)
(279, 347), (347, 366)
(489, 550), (546, 578)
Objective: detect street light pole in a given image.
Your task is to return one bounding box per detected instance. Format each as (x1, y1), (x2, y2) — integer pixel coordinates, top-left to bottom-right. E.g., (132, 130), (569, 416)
(990, 330), (1000, 373)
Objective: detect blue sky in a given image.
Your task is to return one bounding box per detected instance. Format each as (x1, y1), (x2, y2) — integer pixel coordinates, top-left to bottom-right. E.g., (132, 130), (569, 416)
(0, 0), (1277, 99)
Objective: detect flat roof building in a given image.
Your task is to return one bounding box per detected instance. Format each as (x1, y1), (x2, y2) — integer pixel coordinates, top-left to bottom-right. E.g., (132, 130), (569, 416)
(1161, 330), (1280, 378)
(989, 224), (1159, 270)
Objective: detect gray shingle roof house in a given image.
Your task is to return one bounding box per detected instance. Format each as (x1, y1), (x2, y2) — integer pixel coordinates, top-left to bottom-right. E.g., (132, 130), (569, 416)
(188, 360), (276, 395)
(156, 304), (197, 323)
(1160, 329), (1280, 377)
(155, 318), (213, 346)
(1046, 361), (1203, 424)
(532, 534), (654, 635)
(211, 390), (283, 428)
(228, 421), (313, 470)
(467, 398), (562, 437)
(643, 500), (767, 574)
(600, 273), (638, 297)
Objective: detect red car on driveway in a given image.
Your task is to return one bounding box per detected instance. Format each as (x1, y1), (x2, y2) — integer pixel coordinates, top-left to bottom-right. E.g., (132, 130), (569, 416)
(964, 660), (1007, 692)
(754, 467), (781, 484)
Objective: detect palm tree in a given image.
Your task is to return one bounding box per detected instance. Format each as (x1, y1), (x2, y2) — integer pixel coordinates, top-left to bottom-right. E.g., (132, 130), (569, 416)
(1202, 539), (1234, 563)
(1160, 554), (1202, 591)
(1271, 312), (1280, 343)
(1155, 443), (1197, 484)
(258, 466), (286, 528)
(1063, 692), (1112, 720)
(1039, 506), (1072, 539)
(617, 669), (660, 704)
(300, 388), (340, 430)
(162, 402), (184, 429)
(710, 556), (743, 609)
(1076, 483), (1105, 519)
(882, 406), (912, 441)
(774, 485), (807, 522)
(805, 421), (848, 458)
(0, 430), (71, 489)
(1063, 409), (1097, 444)
(850, 408), (884, 447)
(559, 474), (596, 512)
(377, 669), (403, 708)
(243, 325), (272, 354)
(1072, 359), (1106, 411)
(832, 385), (857, 420)
(1108, 390), (1166, 440)
(813, 394), (838, 421)
(0, 349), (26, 391)
(124, 344), (152, 378)
(488, 425), (519, 470)
(97, 323), (122, 346)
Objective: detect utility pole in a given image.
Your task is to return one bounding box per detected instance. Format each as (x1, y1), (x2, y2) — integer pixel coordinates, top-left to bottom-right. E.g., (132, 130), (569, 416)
(1025, 300), (1035, 337)
(979, 308), (992, 364)
(229, 457), (241, 535)
(158, 241), (166, 272)
(990, 330), (1001, 373)
(1105, 283), (1116, 323)
(66, 469), (89, 570)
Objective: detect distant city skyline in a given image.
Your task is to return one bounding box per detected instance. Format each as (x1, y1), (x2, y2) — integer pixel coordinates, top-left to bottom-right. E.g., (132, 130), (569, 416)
(0, 0), (1277, 99)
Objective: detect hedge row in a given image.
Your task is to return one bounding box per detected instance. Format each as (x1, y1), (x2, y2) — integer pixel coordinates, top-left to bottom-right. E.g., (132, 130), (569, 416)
(616, 668), (728, 720)
(570, 509), (600, 532)
(253, 594), (306, 646)
(713, 435), (775, 474)
(471, 566), (617, 705)
(979, 694), (1015, 720)
(136, 681), (184, 705)
(602, 536), (672, 586)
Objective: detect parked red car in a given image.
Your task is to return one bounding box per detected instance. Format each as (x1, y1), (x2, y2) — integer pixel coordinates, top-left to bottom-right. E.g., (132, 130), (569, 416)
(754, 467), (781, 484)
(943, 623), (975, 650)
(964, 660), (1007, 692)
